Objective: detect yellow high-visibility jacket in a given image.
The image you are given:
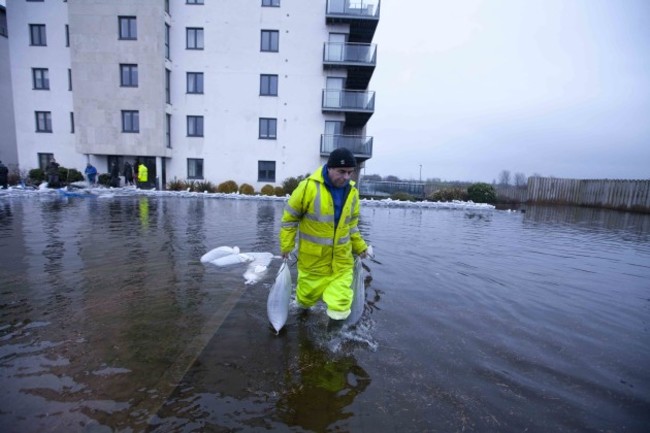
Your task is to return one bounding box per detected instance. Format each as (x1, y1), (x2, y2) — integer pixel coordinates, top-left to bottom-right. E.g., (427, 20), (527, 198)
(138, 164), (148, 182)
(280, 167), (367, 275)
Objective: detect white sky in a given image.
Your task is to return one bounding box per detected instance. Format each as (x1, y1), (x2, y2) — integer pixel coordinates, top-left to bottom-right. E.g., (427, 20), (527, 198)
(365, 0), (650, 182)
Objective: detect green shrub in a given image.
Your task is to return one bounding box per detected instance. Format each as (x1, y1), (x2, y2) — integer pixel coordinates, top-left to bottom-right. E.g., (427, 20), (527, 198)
(391, 192), (415, 201)
(98, 173), (111, 186)
(260, 184), (275, 196)
(65, 168), (84, 183)
(194, 180), (214, 192)
(274, 186), (285, 196)
(239, 183), (255, 195)
(427, 187), (468, 202)
(217, 180), (238, 194)
(167, 179), (187, 191)
(467, 182), (497, 204)
(29, 168), (45, 183)
(282, 175), (308, 196)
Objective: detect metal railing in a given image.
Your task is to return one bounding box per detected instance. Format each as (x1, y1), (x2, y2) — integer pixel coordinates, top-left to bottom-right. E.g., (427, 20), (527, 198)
(326, 0), (381, 18)
(359, 180), (425, 198)
(323, 42), (377, 65)
(322, 89), (375, 111)
(321, 135), (373, 157)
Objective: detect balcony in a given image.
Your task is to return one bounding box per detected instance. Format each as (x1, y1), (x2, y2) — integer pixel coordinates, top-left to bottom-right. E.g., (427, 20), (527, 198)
(323, 42), (376, 89)
(321, 134), (373, 161)
(322, 89), (375, 126)
(326, 0), (380, 43)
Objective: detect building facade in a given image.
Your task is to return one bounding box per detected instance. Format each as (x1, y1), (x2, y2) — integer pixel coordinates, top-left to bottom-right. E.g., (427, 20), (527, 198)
(1, 5), (19, 172)
(2, 0), (379, 189)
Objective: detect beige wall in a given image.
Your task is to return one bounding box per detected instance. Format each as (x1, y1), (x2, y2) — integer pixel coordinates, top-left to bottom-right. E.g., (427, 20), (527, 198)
(69, 0), (169, 157)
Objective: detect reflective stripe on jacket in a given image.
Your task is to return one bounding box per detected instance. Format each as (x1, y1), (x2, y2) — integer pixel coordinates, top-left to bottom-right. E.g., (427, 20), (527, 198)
(280, 166), (367, 275)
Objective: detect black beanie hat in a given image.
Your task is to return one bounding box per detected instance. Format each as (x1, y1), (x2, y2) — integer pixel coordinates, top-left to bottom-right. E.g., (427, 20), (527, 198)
(327, 147), (356, 168)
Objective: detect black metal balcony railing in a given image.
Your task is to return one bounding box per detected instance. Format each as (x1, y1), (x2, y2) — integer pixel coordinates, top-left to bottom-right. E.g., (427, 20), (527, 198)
(326, 0), (380, 19)
(322, 89), (375, 112)
(321, 135), (373, 158)
(323, 42), (376, 65)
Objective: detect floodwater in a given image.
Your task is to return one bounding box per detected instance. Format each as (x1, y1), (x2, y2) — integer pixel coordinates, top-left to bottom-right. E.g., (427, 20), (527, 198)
(0, 193), (649, 433)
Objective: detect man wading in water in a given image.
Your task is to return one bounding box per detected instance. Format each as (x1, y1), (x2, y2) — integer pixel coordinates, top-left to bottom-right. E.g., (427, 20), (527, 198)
(279, 147), (368, 330)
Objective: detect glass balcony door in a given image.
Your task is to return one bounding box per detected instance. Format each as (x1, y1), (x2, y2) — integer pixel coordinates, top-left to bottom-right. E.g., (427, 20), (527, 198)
(325, 77), (344, 108)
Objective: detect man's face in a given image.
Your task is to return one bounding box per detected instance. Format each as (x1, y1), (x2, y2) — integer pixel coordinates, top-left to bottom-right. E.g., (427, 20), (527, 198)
(328, 167), (355, 188)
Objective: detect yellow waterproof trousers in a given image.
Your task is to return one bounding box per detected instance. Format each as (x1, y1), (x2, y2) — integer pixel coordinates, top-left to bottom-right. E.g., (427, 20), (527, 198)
(296, 268), (354, 320)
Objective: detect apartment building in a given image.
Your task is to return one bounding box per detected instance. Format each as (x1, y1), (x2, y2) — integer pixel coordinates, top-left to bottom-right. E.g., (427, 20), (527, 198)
(1, 0), (378, 189)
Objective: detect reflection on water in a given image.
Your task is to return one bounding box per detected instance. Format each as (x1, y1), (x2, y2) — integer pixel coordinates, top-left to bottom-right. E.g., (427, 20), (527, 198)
(274, 335), (371, 432)
(150, 312), (373, 432)
(524, 204), (650, 234)
(1, 196), (649, 432)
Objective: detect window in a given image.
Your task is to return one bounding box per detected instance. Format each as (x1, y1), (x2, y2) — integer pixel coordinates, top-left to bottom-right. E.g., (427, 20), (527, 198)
(65, 24), (69, 47)
(165, 69), (171, 104)
(259, 118), (277, 139)
(38, 153), (54, 171)
(120, 64), (138, 87)
(260, 74), (278, 96)
(187, 0), (204, 4)
(187, 159), (203, 179)
(70, 112), (74, 133)
(118, 16), (137, 40)
(166, 114), (171, 148)
(121, 110), (139, 132)
(29, 24), (47, 46)
(262, 0), (280, 6)
(258, 161), (276, 182)
(35, 111), (52, 132)
(165, 23), (170, 59)
(186, 72), (203, 94)
(261, 30), (278, 52)
(32, 68), (49, 90)
(187, 116), (203, 137)
(68, 68), (72, 91)
(186, 27), (203, 49)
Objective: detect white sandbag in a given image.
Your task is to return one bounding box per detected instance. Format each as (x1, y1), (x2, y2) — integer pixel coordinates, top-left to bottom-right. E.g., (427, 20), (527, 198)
(209, 253), (250, 267)
(200, 246), (240, 263)
(267, 260), (292, 334)
(345, 256), (365, 326)
(243, 252), (275, 285)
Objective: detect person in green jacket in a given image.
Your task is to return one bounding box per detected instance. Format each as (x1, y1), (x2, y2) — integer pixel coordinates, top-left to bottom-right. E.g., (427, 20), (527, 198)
(137, 161), (148, 189)
(280, 147), (368, 326)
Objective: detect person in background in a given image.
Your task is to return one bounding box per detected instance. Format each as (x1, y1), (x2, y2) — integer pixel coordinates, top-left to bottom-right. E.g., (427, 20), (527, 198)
(123, 161), (134, 186)
(84, 163), (97, 186)
(0, 161), (8, 189)
(110, 162), (120, 187)
(137, 161), (148, 189)
(279, 147), (368, 329)
(46, 158), (60, 188)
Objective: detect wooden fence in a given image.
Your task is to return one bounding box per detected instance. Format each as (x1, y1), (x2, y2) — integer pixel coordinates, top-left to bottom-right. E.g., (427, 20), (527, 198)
(497, 177), (650, 213)
(495, 186), (528, 203)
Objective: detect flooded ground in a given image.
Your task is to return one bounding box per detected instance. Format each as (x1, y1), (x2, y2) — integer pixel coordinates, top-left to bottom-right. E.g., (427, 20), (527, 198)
(1, 192), (649, 432)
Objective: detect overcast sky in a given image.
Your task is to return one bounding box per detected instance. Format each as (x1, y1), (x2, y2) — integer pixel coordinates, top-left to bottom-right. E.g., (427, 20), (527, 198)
(365, 0), (650, 182)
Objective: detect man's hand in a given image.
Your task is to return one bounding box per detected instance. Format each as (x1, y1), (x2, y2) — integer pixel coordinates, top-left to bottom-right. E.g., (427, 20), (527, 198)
(281, 252), (289, 259)
(359, 245), (374, 260)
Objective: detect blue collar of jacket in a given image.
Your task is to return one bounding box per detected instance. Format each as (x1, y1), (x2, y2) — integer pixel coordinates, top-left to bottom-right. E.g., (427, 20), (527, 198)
(322, 165), (352, 227)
